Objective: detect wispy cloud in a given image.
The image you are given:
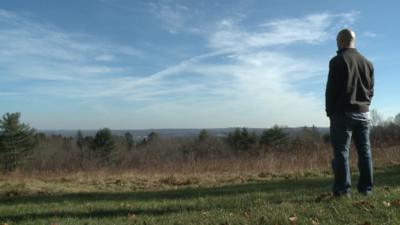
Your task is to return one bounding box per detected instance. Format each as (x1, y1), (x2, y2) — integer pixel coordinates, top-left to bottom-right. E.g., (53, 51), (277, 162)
(0, 92), (19, 96)
(362, 31), (378, 38)
(0, 7), (359, 128)
(148, 1), (206, 34)
(0, 9), (141, 82)
(105, 11), (357, 127)
(95, 54), (115, 62)
(149, 2), (190, 33)
(208, 12), (358, 51)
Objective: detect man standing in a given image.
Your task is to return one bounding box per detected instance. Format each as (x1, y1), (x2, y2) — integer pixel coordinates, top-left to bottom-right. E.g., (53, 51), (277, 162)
(326, 29), (374, 197)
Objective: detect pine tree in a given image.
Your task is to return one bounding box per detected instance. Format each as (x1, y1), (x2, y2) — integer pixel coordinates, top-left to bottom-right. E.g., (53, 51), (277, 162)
(75, 130), (86, 168)
(92, 128), (116, 163)
(0, 113), (36, 172)
(227, 128), (257, 151)
(260, 125), (288, 148)
(124, 132), (134, 151)
(198, 129), (209, 142)
(76, 130), (84, 151)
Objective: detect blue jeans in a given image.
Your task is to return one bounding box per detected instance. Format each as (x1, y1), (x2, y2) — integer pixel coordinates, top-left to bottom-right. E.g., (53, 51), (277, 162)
(330, 112), (373, 195)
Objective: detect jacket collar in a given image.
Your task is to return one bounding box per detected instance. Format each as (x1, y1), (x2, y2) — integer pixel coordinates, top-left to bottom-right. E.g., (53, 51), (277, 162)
(337, 48), (358, 54)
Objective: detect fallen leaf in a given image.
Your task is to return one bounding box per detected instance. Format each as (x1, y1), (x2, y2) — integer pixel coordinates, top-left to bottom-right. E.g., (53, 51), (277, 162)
(288, 214), (297, 225)
(243, 210), (251, 218)
(128, 213), (136, 219)
(358, 222), (372, 225)
(310, 218), (319, 225)
(352, 200), (375, 210)
(383, 201), (391, 208)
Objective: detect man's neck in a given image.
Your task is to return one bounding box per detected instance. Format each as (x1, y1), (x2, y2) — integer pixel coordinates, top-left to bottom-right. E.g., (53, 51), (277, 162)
(337, 47), (356, 53)
(339, 45), (356, 50)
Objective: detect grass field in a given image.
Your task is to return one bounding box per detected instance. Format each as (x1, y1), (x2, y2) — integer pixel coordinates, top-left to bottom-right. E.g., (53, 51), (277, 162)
(1, 165), (400, 225)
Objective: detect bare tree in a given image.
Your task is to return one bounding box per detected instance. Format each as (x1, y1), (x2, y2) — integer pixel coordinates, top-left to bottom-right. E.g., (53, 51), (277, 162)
(370, 109), (383, 127)
(394, 113), (400, 126)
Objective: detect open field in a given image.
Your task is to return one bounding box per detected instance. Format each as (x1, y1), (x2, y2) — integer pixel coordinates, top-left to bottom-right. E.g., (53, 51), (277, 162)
(1, 164), (400, 225)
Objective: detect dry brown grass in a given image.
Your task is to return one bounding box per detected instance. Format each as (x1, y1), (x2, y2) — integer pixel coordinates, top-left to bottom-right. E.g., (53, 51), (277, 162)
(1, 144), (399, 197)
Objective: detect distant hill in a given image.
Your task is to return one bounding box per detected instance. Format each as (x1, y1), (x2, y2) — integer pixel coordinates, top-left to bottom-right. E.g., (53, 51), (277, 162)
(40, 127), (329, 138)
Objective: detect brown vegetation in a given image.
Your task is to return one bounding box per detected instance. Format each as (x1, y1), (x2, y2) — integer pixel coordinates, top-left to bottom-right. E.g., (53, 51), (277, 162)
(4, 125), (400, 177)
(1, 111), (400, 181)
(1, 123), (400, 197)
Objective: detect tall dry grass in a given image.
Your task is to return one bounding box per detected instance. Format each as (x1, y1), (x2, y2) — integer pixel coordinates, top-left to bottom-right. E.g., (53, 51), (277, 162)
(1, 125), (399, 183)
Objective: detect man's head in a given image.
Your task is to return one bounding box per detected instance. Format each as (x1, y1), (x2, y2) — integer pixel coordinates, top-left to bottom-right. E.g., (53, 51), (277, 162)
(336, 29), (356, 50)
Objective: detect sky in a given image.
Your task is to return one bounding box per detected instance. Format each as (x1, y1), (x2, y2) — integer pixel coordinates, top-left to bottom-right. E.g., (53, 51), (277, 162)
(0, 0), (399, 129)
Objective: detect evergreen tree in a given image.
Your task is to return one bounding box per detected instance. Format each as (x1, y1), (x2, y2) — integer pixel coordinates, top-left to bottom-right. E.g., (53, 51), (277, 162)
(0, 113), (36, 172)
(76, 130), (84, 151)
(124, 132), (134, 151)
(227, 128), (257, 151)
(198, 129), (209, 142)
(147, 131), (159, 142)
(92, 128), (116, 163)
(75, 130), (86, 168)
(260, 125), (288, 148)
(299, 126), (321, 143)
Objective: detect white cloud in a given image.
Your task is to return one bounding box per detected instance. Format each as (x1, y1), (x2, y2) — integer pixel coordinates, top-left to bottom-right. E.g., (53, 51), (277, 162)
(129, 11), (353, 127)
(53, 12), (350, 127)
(95, 54), (115, 61)
(108, 11), (355, 127)
(78, 66), (125, 74)
(0, 9), (141, 82)
(208, 12), (358, 52)
(0, 8), (358, 128)
(362, 31), (378, 38)
(0, 92), (19, 96)
(0, 9), (16, 19)
(149, 52), (324, 127)
(149, 2), (200, 33)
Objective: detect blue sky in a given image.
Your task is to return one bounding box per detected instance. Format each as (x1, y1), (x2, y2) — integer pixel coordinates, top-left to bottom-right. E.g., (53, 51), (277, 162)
(0, 0), (399, 129)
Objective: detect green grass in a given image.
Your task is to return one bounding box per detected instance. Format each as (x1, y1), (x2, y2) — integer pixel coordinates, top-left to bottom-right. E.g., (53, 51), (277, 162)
(1, 166), (400, 225)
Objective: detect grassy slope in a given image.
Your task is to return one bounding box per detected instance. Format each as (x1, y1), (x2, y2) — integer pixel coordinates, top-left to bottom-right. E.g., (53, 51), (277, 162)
(1, 166), (400, 225)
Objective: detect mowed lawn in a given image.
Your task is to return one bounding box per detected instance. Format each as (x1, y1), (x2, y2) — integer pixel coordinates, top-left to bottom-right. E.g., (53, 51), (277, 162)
(2, 166), (400, 225)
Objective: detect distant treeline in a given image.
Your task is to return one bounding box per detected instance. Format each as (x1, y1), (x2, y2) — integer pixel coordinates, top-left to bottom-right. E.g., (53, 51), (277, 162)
(0, 111), (399, 173)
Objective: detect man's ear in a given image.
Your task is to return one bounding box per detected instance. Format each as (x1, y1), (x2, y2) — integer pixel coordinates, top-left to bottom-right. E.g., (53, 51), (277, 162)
(338, 39), (344, 48)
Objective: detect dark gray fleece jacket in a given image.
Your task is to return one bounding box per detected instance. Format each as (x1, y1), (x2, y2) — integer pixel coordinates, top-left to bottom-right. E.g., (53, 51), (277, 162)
(325, 48), (374, 117)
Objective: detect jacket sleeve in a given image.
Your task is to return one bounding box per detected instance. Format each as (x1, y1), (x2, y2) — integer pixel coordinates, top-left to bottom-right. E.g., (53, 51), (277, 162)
(369, 64), (374, 99)
(325, 58), (340, 117)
